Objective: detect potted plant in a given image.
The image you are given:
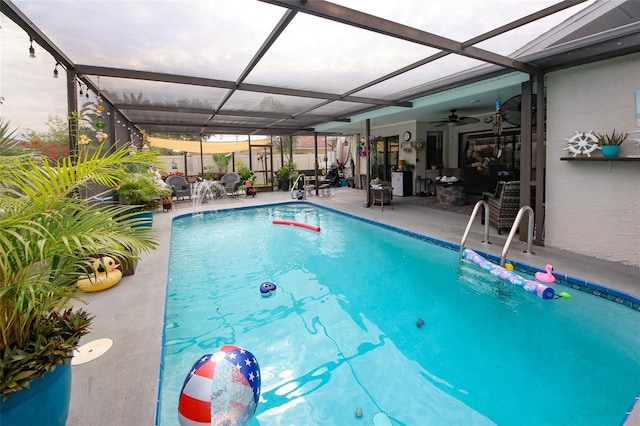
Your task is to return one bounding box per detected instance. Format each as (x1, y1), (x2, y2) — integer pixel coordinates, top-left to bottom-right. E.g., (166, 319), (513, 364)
(237, 163), (256, 185)
(0, 119), (160, 425)
(276, 164), (292, 191)
(116, 172), (171, 226)
(595, 129), (629, 158)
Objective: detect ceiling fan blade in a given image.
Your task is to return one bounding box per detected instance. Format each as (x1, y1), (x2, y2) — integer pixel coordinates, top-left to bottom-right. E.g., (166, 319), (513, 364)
(459, 117), (480, 124)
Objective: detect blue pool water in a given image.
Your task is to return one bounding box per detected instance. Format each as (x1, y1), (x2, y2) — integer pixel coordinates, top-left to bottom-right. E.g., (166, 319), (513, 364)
(158, 203), (640, 425)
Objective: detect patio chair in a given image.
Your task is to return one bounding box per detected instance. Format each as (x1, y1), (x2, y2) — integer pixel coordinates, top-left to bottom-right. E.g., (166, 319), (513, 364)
(220, 172), (240, 197)
(483, 180), (520, 234)
(165, 175), (191, 201)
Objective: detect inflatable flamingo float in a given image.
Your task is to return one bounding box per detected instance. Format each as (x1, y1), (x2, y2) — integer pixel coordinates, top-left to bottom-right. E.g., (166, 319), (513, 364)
(535, 264), (556, 283)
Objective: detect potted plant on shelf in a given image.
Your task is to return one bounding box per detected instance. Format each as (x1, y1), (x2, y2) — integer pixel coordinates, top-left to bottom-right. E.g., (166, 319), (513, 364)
(0, 120), (160, 425)
(595, 129), (629, 158)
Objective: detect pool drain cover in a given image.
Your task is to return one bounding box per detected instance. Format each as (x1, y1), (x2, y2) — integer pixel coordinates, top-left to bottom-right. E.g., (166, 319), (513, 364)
(72, 338), (113, 365)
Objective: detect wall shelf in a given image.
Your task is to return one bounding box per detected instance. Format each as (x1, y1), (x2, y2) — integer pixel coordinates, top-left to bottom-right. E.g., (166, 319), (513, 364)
(560, 156), (640, 161)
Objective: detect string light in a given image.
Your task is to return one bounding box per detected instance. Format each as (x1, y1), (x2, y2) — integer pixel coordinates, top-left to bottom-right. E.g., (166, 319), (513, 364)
(29, 37), (35, 58)
(53, 63), (59, 79)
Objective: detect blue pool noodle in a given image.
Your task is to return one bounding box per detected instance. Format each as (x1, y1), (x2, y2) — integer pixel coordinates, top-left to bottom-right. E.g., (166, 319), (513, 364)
(462, 248), (555, 300)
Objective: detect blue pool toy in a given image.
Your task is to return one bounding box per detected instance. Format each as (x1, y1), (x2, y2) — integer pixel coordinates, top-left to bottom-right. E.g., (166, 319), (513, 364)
(260, 281), (277, 297)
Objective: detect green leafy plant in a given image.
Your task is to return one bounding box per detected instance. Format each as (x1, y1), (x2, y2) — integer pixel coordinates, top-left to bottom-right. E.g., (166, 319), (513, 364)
(595, 129), (629, 146)
(0, 123), (161, 396)
(116, 172), (171, 211)
(276, 164), (291, 183)
(212, 153), (230, 173)
(236, 163), (256, 184)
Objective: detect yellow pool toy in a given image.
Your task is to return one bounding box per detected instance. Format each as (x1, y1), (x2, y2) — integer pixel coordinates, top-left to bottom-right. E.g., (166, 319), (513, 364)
(77, 256), (122, 292)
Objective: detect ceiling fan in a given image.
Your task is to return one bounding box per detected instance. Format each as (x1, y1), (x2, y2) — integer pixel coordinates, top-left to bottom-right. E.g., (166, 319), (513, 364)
(430, 109), (480, 127)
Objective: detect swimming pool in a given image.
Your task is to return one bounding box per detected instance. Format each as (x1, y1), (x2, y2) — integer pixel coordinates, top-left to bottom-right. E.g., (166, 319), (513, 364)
(158, 203), (640, 425)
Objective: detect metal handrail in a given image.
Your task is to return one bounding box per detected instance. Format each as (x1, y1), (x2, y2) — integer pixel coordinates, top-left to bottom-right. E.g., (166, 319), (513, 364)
(291, 173), (305, 199)
(500, 205), (534, 266)
(459, 200), (490, 256)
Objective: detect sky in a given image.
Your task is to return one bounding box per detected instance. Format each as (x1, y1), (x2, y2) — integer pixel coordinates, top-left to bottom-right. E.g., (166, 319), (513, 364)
(1, 16), (67, 135)
(0, 0), (595, 137)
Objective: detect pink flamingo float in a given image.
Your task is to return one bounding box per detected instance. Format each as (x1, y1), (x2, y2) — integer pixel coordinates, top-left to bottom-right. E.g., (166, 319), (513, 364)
(535, 264), (556, 283)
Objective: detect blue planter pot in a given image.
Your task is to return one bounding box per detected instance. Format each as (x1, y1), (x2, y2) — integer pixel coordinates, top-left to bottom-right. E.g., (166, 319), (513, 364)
(1, 361), (72, 426)
(601, 145), (620, 158)
(132, 210), (154, 228)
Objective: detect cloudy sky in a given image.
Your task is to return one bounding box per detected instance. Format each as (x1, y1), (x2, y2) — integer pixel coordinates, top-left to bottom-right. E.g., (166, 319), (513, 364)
(0, 0), (594, 136)
(1, 16), (67, 134)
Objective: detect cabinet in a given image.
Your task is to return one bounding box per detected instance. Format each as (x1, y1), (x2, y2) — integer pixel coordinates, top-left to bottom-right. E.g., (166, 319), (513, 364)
(391, 171), (412, 196)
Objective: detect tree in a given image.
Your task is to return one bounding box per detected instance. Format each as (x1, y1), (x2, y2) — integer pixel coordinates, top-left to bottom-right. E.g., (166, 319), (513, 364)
(21, 115), (73, 160)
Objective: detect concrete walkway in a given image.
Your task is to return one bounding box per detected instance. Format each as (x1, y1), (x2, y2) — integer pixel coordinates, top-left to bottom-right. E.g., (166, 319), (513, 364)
(67, 187), (640, 425)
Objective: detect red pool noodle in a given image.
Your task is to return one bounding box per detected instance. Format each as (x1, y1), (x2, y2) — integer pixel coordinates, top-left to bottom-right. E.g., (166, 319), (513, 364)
(272, 219), (321, 232)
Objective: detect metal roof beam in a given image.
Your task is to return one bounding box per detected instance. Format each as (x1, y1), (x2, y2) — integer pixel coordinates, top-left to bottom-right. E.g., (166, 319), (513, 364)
(260, 0), (541, 74)
(74, 65), (412, 108)
(113, 102), (350, 123)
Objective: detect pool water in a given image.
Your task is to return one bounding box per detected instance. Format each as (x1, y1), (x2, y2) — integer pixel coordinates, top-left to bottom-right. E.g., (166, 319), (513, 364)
(158, 204), (640, 425)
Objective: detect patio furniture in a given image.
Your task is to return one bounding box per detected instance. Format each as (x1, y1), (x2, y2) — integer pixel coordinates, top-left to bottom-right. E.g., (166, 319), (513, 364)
(165, 175), (191, 201)
(370, 181), (393, 211)
(220, 172), (240, 197)
(483, 181), (520, 234)
(245, 181), (257, 197)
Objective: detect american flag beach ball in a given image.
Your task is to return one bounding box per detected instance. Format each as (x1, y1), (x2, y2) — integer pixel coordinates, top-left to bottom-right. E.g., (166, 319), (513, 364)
(178, 345), (261, 426)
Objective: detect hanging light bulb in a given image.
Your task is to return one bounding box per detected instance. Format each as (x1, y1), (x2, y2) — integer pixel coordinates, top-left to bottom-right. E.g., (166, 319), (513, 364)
(79, 82), (84, 96)
(53, 63), (59, 79)
(29, 37), (35, 58)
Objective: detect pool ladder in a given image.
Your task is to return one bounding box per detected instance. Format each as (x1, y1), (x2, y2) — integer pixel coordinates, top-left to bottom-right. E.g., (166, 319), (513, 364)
(460, 201), (535, 267)
(291, 173), (305, 199)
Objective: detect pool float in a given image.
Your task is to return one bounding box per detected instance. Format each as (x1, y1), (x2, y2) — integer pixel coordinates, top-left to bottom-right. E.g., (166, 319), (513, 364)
(260, 281), (277, 297)
(178, 345), (260, 426)
(272, 219), (321, 232)
(76, 256), (122, 292)
(535, 264), (556, 283)
(462, 249), (554, 299)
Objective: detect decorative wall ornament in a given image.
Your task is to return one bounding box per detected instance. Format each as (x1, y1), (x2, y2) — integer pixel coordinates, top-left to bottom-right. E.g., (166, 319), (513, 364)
(401, 142), (413, 152)
(563, 130), (599, 157)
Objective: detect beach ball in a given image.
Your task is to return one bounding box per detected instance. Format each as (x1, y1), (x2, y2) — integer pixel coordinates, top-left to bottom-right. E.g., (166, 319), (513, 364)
(259, 281), (277, 297)
(178, 345), (261, 426)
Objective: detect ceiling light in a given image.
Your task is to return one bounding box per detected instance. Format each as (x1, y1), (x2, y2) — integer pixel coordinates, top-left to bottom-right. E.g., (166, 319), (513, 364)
(53, 63), (59, 79)
(29, 37), (35, 58)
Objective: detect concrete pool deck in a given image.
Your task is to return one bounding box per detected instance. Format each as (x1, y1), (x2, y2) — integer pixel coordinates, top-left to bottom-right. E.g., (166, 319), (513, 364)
(67, 187), (640, 425)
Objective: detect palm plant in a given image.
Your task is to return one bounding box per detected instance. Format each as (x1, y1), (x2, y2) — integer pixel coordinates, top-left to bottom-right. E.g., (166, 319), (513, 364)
(594, 129), (629, 146)
(0, 121), (161, 396)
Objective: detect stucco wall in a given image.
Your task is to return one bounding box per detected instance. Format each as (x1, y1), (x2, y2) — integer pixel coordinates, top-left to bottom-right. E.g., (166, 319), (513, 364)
(545, 53), (640, 267)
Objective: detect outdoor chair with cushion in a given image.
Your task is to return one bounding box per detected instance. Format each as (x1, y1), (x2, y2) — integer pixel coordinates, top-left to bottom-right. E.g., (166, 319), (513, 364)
(165, 175), (191, 201)
(220, 172), (241, 197)
(483, 180), (520, 234)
